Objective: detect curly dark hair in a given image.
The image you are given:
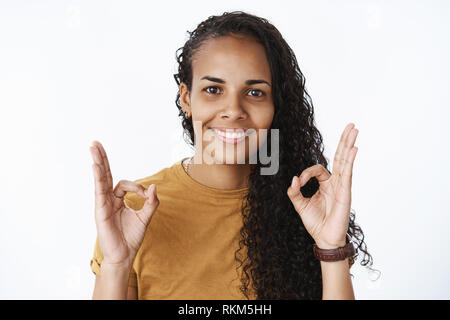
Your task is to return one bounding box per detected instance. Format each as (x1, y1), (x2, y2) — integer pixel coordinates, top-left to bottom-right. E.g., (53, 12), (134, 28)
(173, 11), (378, 299)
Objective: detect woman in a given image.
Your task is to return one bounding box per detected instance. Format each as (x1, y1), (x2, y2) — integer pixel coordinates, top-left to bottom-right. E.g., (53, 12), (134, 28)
(89, 11), (374, 300)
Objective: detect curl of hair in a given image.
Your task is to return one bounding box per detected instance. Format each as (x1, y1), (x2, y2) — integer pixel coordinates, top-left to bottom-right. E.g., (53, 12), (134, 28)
(173, 11), (379, 299)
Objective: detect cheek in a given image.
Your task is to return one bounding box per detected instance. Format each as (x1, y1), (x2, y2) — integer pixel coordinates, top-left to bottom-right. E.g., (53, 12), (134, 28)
(190, 103), (217, 137)
(193, 108), (216, 124)
(251, 105), (275, 129)
(189, 93), (214, 121)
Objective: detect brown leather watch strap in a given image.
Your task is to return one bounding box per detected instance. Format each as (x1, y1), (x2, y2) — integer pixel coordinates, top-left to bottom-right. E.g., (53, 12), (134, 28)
(312, 241), (355, 262)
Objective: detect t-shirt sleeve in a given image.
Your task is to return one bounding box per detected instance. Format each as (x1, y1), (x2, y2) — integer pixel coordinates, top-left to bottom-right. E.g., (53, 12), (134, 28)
(90, 192), (139, 288)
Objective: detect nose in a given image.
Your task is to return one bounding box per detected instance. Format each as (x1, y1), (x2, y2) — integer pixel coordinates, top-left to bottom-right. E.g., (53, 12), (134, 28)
(219, 94), (248, 121)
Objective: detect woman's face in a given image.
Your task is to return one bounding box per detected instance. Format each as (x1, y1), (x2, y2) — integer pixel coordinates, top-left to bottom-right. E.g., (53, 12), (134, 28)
(180, 33), (275, 165)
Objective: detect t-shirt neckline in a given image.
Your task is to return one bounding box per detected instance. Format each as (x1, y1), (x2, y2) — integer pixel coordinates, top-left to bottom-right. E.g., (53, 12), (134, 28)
(173, 157), (249, 199)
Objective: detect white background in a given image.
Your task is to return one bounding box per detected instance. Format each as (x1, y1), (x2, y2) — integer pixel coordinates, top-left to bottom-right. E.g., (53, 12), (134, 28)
(1, 0), (449, 299)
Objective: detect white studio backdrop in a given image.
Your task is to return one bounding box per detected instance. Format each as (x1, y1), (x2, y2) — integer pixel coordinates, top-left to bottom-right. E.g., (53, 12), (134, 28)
(0, 0), (449, 299)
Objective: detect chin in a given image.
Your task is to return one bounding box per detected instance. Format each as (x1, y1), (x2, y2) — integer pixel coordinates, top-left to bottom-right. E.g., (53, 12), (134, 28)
(213, 149), (248, 165)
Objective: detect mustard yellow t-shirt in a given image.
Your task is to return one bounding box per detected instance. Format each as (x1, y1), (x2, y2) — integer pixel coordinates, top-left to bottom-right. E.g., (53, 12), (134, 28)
(90, 158), (255, 299)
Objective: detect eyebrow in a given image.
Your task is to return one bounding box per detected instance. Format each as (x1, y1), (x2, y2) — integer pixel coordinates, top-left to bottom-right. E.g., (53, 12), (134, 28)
(200, 76), (271, 87)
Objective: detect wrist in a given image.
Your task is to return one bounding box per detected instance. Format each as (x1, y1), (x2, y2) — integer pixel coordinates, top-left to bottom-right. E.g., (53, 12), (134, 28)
(314, 239), (346, 250)
(313, 237), (355, 265)
(100, 260), (133, 274)
(94, 260), (133, 300)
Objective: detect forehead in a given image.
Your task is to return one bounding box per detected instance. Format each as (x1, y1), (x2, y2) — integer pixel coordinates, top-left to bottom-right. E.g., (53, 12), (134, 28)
(191, 34), (271, 82)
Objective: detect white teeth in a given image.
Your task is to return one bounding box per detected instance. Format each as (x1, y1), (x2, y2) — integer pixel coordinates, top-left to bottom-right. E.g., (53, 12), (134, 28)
(213, 129), (246, 139)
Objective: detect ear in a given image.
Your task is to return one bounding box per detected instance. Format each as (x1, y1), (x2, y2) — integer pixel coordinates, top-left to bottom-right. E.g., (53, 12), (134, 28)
(179, 82), (191, 115)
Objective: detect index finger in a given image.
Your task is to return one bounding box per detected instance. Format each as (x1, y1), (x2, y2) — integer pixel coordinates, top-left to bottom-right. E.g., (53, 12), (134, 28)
(113, 180), (147, 199)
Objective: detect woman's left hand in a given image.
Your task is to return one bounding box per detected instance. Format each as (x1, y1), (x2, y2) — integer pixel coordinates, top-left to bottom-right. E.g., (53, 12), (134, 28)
(287, 123), (359, 249)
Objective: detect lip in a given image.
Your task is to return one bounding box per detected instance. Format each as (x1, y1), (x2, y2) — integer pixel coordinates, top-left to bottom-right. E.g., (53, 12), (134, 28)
(211, 127), (248, 133)
(210, 127), (248, 144)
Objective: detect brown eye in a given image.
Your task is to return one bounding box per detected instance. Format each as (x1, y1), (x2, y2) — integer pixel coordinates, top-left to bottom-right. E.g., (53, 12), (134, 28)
(248, 89), (265, 97)
(204, 86), (221, 95)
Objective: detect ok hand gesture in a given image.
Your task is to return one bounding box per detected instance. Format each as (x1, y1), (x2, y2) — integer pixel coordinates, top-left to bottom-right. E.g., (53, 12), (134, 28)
(287, 123), (359, 249)
(90, 141), (159, 268)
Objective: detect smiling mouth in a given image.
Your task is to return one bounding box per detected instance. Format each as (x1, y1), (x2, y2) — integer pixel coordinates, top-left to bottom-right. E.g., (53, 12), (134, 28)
(210, 127), (251, 144)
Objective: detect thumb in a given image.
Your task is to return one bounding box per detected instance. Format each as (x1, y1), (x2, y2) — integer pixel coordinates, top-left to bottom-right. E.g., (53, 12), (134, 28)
(138, 184), (159, 224)
(287, 176), (308, 215)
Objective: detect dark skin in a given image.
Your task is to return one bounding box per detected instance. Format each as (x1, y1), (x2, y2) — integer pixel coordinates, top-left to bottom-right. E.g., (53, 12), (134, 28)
(89, 32), (358, 299)
(179, 33), (275, 190)
(89, 34), (274, 299)
(180, 33), (358, 299)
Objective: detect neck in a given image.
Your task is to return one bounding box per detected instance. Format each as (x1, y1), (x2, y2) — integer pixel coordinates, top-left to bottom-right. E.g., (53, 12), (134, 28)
(188, 156), (253, 190)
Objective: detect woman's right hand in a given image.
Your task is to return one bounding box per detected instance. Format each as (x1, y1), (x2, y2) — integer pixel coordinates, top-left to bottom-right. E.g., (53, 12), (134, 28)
(89, 140), (159, 269)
